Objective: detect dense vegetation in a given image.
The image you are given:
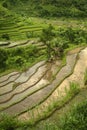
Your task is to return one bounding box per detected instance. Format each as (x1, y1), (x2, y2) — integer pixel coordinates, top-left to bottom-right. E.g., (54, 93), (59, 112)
(0, 0), (87, 41)
(0, 0), (87, 17)
(0, 25), (87, 73)
(0, 44), (45, 73)
(40, 24), (87, 60)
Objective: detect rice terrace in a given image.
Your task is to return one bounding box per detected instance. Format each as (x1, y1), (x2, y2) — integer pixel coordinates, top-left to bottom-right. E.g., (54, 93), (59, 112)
(0, 0), (87, 130)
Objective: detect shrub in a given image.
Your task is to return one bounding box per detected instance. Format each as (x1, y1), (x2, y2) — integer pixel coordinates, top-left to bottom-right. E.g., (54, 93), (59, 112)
(7, 56), (26, 68)
(25, 45), (39, 58)
(0, 114), (19, 130)
(59, 100), (87, 130)
(69, 82), (80, 95)
(15, 56), (26, 67)
(57, 27), (87, 44)
(2, 34), (10, 40)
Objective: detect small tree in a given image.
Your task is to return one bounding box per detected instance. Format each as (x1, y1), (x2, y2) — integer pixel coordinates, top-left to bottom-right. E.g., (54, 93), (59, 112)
(40, 24), (55, 61)
(40, 25), (68, 61)
(51, 38), (69, 58)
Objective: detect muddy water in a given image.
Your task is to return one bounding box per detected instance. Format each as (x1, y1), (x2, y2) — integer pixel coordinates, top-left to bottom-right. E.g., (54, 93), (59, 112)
(8, 40), (34, 48)
(0, 83), (14, 95)
(0, 72), (19, 83)
(44, 60), (61, 81)
(15, 61), (45, 83)
(0, 61), (45, 95)
(0, 73), (20, 87)
(55, 47), (87, 97)
(1, 53), (77, 115)
(18, 47), (87, 121)
(0, 64), (47, 103)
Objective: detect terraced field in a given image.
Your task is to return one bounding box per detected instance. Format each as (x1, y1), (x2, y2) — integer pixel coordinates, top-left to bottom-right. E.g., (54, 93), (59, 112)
(0, 46), (87, 125)
(0, 17), (87, 42)
(0, 17), (47, 41)
(0, 40), (46, 49)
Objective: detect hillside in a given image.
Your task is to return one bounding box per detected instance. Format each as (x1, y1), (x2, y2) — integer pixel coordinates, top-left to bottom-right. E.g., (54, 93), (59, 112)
(0, 1), (87, 130)
(0, 0), (87, 41)
(0, 0), (87, 17)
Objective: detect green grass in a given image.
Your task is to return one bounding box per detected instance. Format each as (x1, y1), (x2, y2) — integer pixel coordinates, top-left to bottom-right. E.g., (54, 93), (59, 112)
(0, 97), (87, 130)
(0, 114), (20, 130)
(58, 100), (87, 130)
